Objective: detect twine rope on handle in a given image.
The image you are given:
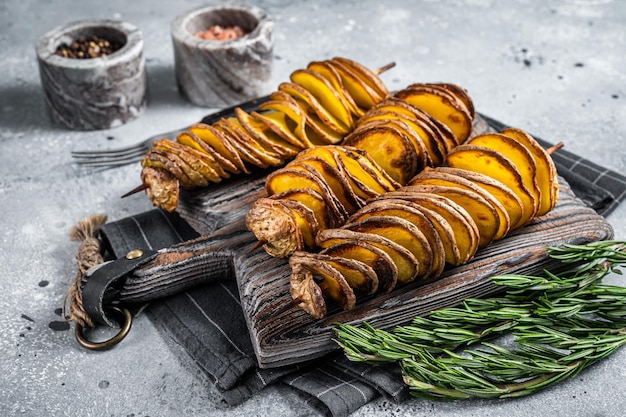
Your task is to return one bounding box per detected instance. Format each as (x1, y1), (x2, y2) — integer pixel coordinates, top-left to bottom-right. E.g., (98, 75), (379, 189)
(63, 213), (108, 328)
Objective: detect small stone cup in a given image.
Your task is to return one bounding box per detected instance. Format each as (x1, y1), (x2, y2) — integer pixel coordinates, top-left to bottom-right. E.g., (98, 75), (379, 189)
(171, 3), (273, 108)
(36, 19), (147, 130)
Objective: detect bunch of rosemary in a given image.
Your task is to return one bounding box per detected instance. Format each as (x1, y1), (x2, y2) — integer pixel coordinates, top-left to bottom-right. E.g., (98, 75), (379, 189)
(334, 240), (626, 400)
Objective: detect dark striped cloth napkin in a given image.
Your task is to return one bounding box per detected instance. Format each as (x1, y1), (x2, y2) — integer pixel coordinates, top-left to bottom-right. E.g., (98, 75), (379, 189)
(99, 119), (626, 417)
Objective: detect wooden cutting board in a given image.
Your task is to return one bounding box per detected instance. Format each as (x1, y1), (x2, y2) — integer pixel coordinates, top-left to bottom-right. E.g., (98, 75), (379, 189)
(173, 117), (614, 369)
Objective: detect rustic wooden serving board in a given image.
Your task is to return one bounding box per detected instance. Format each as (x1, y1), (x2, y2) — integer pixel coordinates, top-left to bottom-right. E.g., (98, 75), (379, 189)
(167, 117), (614, 369)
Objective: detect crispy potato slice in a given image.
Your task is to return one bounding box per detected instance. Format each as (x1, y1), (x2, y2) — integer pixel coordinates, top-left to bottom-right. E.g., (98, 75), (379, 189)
(410, 168), (511, 240)
(250, 110), (306, 149)
(154, 139), (216, 187)
(289, 262), (326, 319)
(436, 167), (526, 231)
(297, 145), (394, 199)
(265, 167), (348, 227)
(258, 93), (309, 147)
(246, 197), (302, 258)
(317, 228), (418, 286)
(303, 110), (346, 145)
(468, 133), (541, 213)
(500, 127), (559, 215)
(348, 201), (446, 279)
(331, 57), (389, 99)
(344, 216), (433, 281)
(235, 108), (301, 159)
(176, 131), (234, 178)
(212, 119), (271, 168)
(358, 109), (445, 166)
(395, 86), (473, 145)
(337, 146), (399, 191)
(377, 191), (479, 264)
(295, 251), (378, 294)
(279, 82), (351, 135)
(447, 144), (539, 227)
(355, 118), (431, 170)
(291, 69), (354, 129)
(405, 184), (500, 248)
(326, 59), (382, 109)
(320, 240), (397, 293)
(372, 97), (456, 156)
(142, 148), (195, 188)
(141, 167), (179, 213)
(189, 123), (247, 174)
(287, 156), (364, 213)
(306, 61), (364, 117)
(158, 136), (227, 181)
(304, 260), (356, 311)
(279, 199), (320, 249)
(270, 188), (333, 231)
(400, 201), (462, 267)
(217, 117), (285, 167)
(267, 90), (344, 145)
(343, 125), (419, 185)
(434, 83), (475, 119)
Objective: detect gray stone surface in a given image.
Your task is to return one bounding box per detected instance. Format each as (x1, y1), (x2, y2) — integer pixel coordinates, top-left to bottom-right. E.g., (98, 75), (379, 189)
(1, 0), (625, 416)
(36, 19), (147, 130)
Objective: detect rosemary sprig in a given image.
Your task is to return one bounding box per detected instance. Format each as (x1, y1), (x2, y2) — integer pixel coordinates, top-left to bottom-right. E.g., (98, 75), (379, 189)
(334, 240), (626, 400)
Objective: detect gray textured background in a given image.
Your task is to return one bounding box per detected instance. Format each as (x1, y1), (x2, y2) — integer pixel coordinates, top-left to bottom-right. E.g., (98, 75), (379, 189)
(1, 0), (625, 416)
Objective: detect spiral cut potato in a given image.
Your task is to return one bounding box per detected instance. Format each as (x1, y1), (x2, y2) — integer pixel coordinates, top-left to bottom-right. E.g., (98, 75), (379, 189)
(245, 83), (476, 258)
(140, 57), (390, 212)
(288, 128), (559, 318)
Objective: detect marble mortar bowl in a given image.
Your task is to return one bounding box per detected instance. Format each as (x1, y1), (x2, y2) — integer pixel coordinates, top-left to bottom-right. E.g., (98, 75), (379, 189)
(171, 3), (273, 108)
(36, 19), (147, 131)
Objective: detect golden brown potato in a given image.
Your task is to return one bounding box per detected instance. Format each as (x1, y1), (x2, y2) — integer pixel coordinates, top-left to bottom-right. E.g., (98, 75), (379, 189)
(291, 69), (354, 130)
(306, 61), (365, 117)
(344, 215), (434, 281)
(404, 184), (500, 248)
(435, 167), (526, 231)
(235, 108), (301, 159)
(346, 199), (446, 279)
(331, 57), (389, 99)
(287, 156), (364, 213)
(279, 82), (351, 135)
(245, 197), (302, 258)
(270, 188), (333, 231)
(500, 127), (559, 215)
(265, 167), (348, 228)
(446, 144), (539, 226)
(320, 241), (398, 294)
(289, 252), (356, 315)
(395, 85), (473, 145)
(343, 124), (420, 185)
(188, 123), (248, 174)
(293, 251), (379, 295)
(467, 133), (541, 214)
(377, 190), (480, 265)
(317, 227), (418, 288)
(410, 168), (511, 240)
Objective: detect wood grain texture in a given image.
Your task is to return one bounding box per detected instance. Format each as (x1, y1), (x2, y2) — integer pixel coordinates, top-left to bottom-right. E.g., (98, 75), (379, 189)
(235, 181), (613, 368)
(120, 115), (613, 368)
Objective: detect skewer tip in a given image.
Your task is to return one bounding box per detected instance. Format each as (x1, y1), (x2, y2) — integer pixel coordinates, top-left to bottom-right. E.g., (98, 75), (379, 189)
(546, 141), (565, 155)
(375, 62), (396, 75)
(121, 183), (148, 198)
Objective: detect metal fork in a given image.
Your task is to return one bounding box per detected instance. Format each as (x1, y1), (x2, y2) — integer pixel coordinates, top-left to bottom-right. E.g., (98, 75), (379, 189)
(71, 95), (271, 168)
(71, 127), (187, 167)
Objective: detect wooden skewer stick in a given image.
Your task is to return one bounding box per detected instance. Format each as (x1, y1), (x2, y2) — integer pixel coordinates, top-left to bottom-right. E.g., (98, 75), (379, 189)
(121, 183), (148, 198)
(546, 141), (564, 155)
(374, 62), (396, 75)
(245, 239), (266, 255)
